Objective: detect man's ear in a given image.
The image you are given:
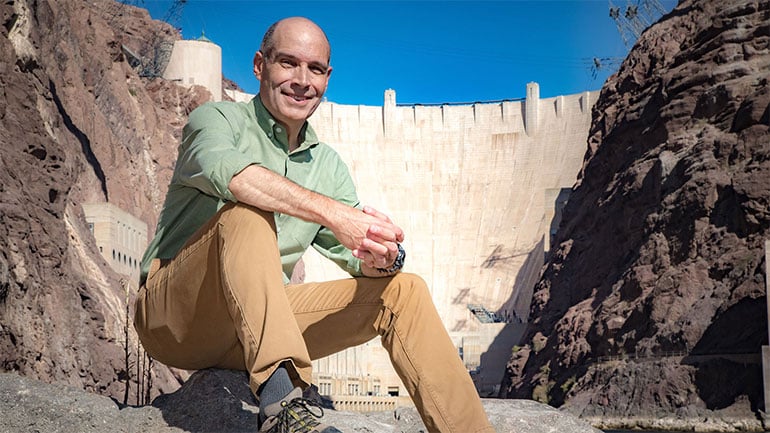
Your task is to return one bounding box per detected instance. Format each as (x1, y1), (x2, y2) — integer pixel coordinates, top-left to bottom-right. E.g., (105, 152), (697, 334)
(253, 50), (264, 80)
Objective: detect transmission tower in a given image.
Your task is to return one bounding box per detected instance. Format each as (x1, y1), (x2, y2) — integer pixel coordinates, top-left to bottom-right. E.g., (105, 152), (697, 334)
(162, 0), (187, 33)
(608, 0), (668, 48)
(588, 57), (625, 79)
(139, 0), (187, 77)
(584, 0), (666, 81)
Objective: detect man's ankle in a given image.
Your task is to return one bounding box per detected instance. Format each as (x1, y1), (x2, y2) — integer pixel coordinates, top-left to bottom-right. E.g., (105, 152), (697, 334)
(258, 364), (295, 423)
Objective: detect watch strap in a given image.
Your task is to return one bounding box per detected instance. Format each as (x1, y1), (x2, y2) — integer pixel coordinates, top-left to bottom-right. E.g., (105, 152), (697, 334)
(376, 243), (405, 273)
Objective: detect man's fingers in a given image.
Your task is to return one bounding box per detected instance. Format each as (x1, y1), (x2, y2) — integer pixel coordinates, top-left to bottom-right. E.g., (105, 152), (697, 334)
(360, 237), (391, 257)
(355, 235), (397, 269)
(367, 224), (402, 245)
(337, 205), (404, 253)
(353, 248), (390, 269)
(362, 205), (392, 223)
(362, 206), (405, 242)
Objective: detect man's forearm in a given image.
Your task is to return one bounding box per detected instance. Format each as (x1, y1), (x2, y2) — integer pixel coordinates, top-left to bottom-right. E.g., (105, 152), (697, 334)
(229, 164), (404, 267)
(229, 164), (343, 228)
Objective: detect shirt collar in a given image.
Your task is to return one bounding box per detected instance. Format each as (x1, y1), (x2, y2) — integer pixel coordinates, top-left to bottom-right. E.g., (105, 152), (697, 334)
(252, 95), (319, 154)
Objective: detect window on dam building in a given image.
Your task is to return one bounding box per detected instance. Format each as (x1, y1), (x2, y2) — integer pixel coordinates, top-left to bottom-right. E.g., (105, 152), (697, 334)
(82, 202), (148, 284)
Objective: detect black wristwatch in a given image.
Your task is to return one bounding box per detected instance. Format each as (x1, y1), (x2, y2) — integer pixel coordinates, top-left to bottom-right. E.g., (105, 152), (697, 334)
(376, 243), (405, 274)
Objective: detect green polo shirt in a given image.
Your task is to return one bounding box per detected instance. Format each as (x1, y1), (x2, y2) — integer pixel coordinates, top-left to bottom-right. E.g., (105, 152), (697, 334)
(139, 96), (362, 284)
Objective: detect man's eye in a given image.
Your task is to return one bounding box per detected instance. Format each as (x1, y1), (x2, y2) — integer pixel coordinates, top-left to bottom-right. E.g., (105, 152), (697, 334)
(310, 66), (326, 75)
(280, 59), (296, 68)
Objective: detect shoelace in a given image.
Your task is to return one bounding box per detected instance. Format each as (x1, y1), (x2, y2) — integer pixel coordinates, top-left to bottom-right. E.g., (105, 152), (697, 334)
(270, 397), (326, 433)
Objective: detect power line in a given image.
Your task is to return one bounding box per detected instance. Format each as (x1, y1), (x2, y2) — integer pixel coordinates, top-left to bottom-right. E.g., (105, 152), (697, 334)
(588, 0), (668, 80)
(588, 57), (625, 79)
(608, 0), (668, 48)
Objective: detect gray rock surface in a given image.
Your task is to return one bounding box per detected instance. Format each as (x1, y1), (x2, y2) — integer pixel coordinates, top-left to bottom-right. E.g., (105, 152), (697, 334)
(0, 370), (602, 433)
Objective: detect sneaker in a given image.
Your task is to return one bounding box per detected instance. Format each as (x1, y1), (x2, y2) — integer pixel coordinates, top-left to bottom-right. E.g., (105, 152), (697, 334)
(259, 387), (341, 433)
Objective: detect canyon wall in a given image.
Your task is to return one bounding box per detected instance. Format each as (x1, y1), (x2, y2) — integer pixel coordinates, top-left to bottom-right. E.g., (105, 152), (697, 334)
(0, 0), (209, 401)
(501, 0), (770, 427)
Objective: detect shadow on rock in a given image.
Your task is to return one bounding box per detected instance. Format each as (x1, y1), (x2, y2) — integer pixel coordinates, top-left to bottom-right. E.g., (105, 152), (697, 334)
(152, 369), (258, 432)
(149, 368), (603, 433)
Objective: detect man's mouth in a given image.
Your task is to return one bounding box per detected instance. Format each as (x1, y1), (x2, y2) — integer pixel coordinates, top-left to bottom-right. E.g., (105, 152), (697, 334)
(284, 92), (313, 102)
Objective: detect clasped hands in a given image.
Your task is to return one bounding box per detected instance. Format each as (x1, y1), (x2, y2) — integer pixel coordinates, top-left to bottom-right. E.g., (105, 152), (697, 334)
(335, 205), (404, 271)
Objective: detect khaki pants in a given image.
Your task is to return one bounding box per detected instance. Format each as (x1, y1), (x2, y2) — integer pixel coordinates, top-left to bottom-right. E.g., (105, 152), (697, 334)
(134, 203), (494, 433)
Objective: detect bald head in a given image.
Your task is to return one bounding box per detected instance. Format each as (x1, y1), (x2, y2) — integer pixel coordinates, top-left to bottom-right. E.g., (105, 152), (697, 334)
(252, 16), (333, 143)
(260, 17), (331, 63)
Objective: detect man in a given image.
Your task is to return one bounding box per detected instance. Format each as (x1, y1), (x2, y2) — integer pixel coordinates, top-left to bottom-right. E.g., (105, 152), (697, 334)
(135, 17), (494, 433)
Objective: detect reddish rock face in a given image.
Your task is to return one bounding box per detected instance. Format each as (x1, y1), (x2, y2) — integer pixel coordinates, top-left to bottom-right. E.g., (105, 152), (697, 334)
(502, 0), (769, 422)
(0, 0), (211, 401)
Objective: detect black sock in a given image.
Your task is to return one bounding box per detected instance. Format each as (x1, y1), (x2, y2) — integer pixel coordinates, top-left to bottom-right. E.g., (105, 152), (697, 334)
(258, 364), (295, 422)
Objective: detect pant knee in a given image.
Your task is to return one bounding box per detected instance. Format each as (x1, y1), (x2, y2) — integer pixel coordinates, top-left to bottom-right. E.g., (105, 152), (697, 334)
(383, 272), (434, 314)
(395, 272), (429, 294)
(219, 203), (277, 234)
(214, 205), (280, 260)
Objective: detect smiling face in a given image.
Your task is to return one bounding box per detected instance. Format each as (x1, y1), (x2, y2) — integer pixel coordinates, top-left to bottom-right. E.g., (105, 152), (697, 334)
(253, 18), (332, 137)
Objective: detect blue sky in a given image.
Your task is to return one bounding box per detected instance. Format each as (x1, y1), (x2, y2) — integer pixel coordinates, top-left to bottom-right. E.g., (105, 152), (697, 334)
(142, 1), (676, 106)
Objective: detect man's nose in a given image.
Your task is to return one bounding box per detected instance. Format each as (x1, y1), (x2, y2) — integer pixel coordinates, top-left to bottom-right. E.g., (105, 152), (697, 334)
(292, 65), (310, 86)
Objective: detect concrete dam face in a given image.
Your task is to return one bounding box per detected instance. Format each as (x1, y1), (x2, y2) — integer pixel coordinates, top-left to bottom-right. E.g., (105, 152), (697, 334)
(296, 84), (598, 395)
(306, 84), (597, 331)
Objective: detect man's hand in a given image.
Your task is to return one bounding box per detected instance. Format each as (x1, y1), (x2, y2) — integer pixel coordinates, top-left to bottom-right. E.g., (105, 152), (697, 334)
(339, 206), (405, 277)
(353, 206), (403, 268)
(329, 206), (403, 265)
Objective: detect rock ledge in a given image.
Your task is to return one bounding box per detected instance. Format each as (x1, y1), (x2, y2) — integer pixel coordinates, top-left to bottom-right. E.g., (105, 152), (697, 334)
(0, 370), (602, 433)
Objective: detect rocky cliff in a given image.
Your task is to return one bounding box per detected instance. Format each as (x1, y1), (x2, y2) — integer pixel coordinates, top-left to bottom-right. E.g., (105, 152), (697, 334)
(502, 0), (770, 429)
(0, 0), (211, 402)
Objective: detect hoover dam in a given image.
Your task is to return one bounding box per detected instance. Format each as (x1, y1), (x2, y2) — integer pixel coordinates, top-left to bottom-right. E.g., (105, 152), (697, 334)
(298, 85), (598, 397)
